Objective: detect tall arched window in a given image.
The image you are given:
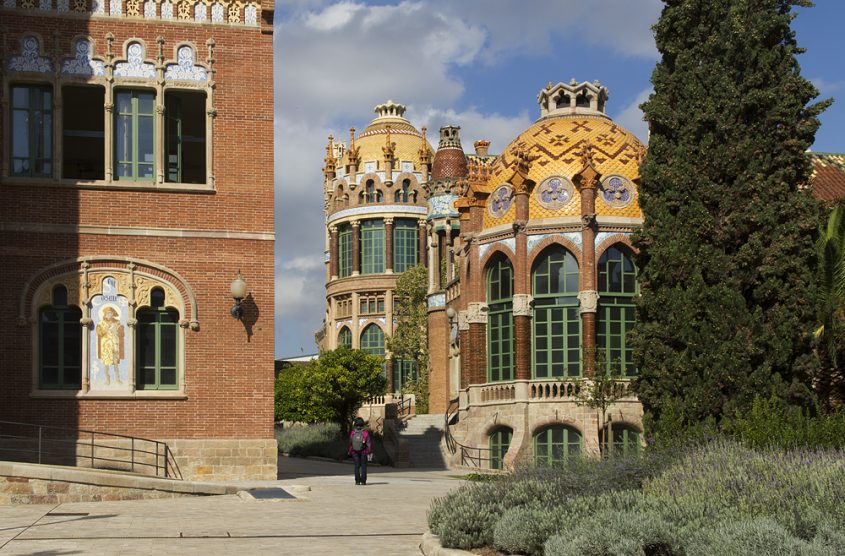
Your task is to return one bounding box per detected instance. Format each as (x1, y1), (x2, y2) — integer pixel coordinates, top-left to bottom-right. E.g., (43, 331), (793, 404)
(489, 427), (512, 470)
(597, 244), (637, 376)
(39, 285), (82, 389)
(361, 220), (385, 274)
(136, 287), (179, 390)
(610, 424), (641, 458)
(532, 245), (580, 378)
(360, 324), (385, 357)
(487, 255), (514, 382)
(393, 218), (418, 274)
(338, 224), (352, 278)
(338, 327), (352, 349)
(365, 180), (376, 203)
(534, 425), (581, 466)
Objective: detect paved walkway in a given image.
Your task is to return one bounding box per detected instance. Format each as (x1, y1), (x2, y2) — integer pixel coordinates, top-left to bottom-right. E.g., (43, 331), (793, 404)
(0, 456), (465, 555)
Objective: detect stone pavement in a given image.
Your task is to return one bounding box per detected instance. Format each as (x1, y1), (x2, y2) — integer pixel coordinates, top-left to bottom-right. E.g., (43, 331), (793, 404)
(0, 456), (465, 555)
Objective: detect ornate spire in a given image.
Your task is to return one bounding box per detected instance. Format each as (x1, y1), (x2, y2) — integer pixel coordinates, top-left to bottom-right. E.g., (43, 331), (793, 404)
(418, 126), (432, 164)
(323, 134), (336, 177)
(382, 125), (396, 158)
(347, 127), (359, 165)
(373, 99), (406, 119)
(537, 79), (609, 118)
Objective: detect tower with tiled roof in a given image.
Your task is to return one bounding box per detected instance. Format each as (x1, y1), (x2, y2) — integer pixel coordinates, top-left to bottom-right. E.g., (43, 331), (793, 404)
(318, 101), (433, 394)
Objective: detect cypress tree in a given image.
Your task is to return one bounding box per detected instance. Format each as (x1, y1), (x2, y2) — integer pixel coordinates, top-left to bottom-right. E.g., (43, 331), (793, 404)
(632, 0), (831, 438)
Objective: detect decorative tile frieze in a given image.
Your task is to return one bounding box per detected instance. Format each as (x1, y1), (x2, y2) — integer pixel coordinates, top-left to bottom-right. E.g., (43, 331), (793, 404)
(478, 237), (516, 262)
(143, 0), (155, 17)
(427, 194), (459, 220)
(327, 204), (426, 224)
(244, 3), (256, 25)
(210, 1), (223, 21)
(109, 0), (120, 15)
(114, 42), (155, 79)
(427, 293), (446, 309)
(164, 46), (207, 81)
(61, 39), (105, 77)
(8, 35), (52, 74)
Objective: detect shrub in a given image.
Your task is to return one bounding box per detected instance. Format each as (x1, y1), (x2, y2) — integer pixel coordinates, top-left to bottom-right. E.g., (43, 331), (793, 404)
(493, 504), (563, 555)
(685, 517), (822, 556)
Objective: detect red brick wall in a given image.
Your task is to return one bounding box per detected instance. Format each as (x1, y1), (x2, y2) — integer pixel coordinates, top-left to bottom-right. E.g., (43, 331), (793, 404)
(0, 12), (275, 440)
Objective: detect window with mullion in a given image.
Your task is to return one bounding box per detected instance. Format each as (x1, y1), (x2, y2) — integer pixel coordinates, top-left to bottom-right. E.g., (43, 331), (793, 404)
(39, 305), (82, 390)
(338, 327), (352, 349)
(611, 425), (641, 458)
(487, 256), (514, 382)
(532, 246), (580, 378)
(393, 219), (418, 273)
(338, 225), (352, 278)
(534, 426), (581, 466)
(489, 427), (512, 470)
(597, 245), (637, 376)
(136, 307), (179, 390)
(360, 324), (385, 357)
(11, 85), (53, 177)
(114, 89), (155, 181)
(393, 359), (417, 390)
(361, 220), (385, 274)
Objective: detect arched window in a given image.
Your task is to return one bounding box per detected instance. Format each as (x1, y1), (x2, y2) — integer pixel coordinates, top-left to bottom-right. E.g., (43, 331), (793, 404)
(39, 285), (82, 389)
(365, 180), (376, 203)
(555, 94), (570, 109)
(401, 179), (411, 202)
(597, 244), (637, 376)
(609, 424), (641, 458)
(360, 324), (384, 357)
(534, 425), (581, 466)
(338, 224), (352, 278)
(393, 218), (418, 274)
(338, 327), (352, 349)
(532, 246), (580, 378)
(136, 287), (179, 390)
(361, 220), (385, 274)
(576, 92), (590, 108)
(489, 427), (512, 470)
(393, 359), (417, 390)
(487, 255), (514, 382)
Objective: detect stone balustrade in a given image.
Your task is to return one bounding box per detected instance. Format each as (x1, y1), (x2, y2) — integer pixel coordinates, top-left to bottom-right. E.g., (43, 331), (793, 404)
(465, 378), (635, 407)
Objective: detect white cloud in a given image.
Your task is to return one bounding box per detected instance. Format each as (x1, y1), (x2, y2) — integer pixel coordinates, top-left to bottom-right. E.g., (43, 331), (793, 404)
(407, 106), (532, 155)
(811, 77), (844, 96)
(304, 1), (362, 31)
(612, 88), (651, 144)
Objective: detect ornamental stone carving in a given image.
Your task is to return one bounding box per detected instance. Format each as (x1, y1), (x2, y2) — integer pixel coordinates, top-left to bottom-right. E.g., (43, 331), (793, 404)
(578, 290), (599, 314)
(8, 36), (53, 73)
(536, 175), (575, 210)
(457, 310), (469, 331)
(466, 302), (489, 324)
(512, 294), (533, 317)
(61, 39), (105, 76)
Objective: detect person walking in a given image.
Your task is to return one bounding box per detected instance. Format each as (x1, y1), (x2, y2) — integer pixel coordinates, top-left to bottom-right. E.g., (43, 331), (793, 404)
(348, 417), (373, 485)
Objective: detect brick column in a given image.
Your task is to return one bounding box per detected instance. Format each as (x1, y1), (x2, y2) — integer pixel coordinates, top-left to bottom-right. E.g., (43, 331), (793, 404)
(575, 169), (600, 376)
(458, 311), (471, 389)
(513, 187), (530, 381)
(513, 294), (533, 381)
(329, 225), (339, 279)
(385, 217), (394, 273)
(466, 302), (488, 385)
(351, 220), (361, 276)
(419, 219), (428, 267)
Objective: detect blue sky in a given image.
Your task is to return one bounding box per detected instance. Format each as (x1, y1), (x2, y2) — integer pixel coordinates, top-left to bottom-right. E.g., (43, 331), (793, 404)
(274, 0), (845, 358)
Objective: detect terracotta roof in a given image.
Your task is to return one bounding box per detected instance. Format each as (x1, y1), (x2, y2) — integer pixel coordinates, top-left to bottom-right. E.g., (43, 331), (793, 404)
(811, 153), (845, 202)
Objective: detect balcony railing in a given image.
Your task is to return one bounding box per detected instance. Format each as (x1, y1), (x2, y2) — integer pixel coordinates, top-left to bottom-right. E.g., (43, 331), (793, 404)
(466, 378), (635, 408)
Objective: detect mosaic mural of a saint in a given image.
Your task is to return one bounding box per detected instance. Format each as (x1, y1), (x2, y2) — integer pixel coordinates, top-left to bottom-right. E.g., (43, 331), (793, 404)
(89, 276), (129, 389)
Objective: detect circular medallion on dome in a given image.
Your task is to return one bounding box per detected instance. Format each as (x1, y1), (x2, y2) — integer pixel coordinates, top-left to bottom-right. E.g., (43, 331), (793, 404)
(488, 184), (514, 218)
(536, 176), (574, 210)
(600, 175), (634, 208)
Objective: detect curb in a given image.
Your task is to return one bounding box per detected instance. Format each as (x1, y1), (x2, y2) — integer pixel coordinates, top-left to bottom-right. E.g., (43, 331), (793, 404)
(419, 532), (475, 556)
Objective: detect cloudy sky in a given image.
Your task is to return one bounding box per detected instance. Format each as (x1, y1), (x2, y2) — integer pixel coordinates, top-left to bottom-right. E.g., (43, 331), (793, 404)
(274, 0), (845, 358)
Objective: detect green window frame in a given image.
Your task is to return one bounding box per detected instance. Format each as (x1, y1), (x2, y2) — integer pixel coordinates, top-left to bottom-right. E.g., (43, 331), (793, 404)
(360, 324), (385, 357)
(487, 256), (514, 382)
(534, 425), (582, 466)
(136, 292), (179, 390)
(361, 220), (385, 274)
(10, 85), (53, 177)
(165, 90), (206, 184)
(338, 224), (352, 278)
(393, 359), (417, 391)
(393, 219), (418, 273)
(611, 425), (641, 458)
(114, 89), (155, 181)
(532, 246), (581, 378)
(338, 327), (352, 349)
(597, 245), (637, 376)
(489, 427), (512, 470)
(38, 286), (82, 390)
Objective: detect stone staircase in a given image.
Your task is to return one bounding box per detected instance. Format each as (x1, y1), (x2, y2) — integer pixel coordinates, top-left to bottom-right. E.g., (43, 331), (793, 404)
(394, 413), (448, 469)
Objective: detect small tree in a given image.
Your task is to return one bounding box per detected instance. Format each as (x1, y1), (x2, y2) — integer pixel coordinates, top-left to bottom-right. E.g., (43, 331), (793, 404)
(388, 264), (430, 413)
(814, 203), (845, 409)
(575, 349), (627, 457)
(274, 348), (387, 433)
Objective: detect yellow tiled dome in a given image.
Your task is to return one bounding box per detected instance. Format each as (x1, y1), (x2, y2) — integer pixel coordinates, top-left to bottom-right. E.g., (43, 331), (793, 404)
(483, 113), (645, 228)
(340, 101), (433, 171)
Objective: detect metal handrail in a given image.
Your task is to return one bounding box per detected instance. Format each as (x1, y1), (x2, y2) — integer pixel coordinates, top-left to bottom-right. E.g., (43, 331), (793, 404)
(397, 394), (413, 417)
(0, 420), (182, 480)
(443, 397), (495, 468)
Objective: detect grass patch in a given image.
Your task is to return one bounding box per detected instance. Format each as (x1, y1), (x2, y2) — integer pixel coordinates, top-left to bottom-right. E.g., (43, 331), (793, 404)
(275, 422), (391, 465)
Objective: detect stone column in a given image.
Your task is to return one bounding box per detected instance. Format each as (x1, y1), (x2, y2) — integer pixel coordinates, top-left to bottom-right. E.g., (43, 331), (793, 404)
(444, 221), (453, 283)
(385, 217), (394, 273)
(329, 225), (339, 280)
(428, 224), (438, 293)
(351, 220), (361, 276)
(513, 294), (533, 381)
(351, 292), (360, 348)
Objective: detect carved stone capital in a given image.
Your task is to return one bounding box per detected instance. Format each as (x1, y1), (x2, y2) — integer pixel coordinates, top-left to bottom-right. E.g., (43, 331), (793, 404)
(512, 294), (534, 317)
(512, 220), (527, 234)
(578, 290), (600, 314)
(581, 213), (596, 229)
(190, 320), (200, 331)
(179, 319), (190, 329)
(80, 317), (93, 327)
(350, 220), (360, 229)
(466, 302), (488, 324)
(457, 310), (470, 331)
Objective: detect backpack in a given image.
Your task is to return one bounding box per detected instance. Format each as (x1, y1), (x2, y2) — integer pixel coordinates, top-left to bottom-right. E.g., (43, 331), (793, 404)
(351, 428), (366, 452)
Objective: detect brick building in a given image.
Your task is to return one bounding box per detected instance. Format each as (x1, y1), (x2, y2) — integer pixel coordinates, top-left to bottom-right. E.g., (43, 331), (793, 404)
(1, 0), (276, 480)
(322, 80), (845, 469)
